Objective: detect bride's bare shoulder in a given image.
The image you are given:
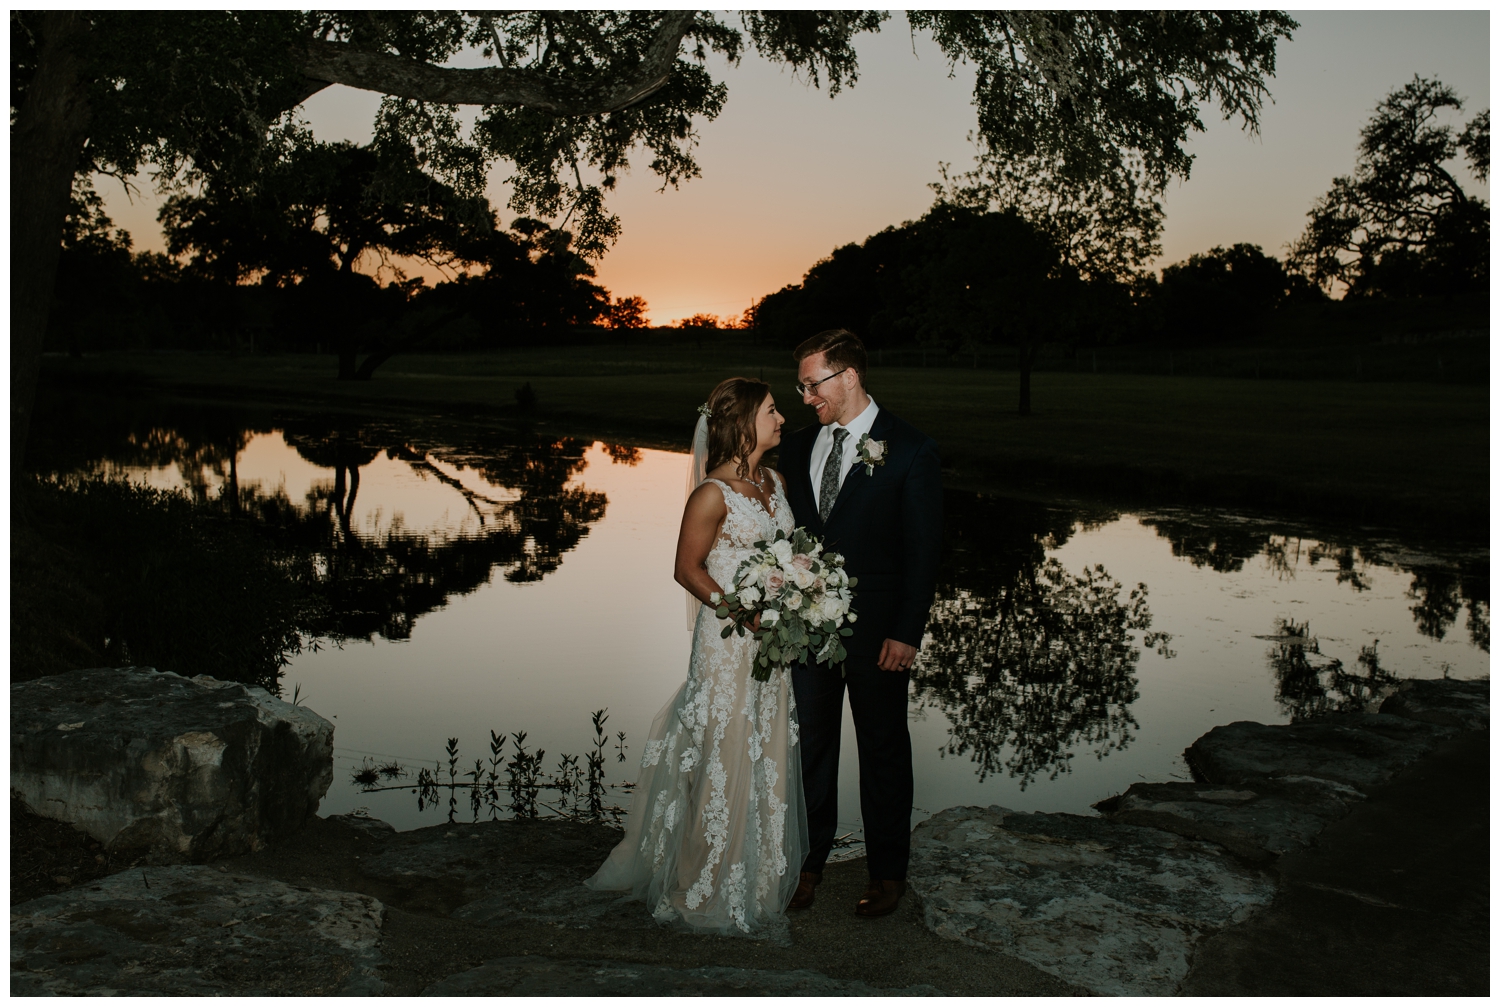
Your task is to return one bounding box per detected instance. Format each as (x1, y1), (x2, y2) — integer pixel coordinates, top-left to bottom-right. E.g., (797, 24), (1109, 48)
(686, 478), (727, 512)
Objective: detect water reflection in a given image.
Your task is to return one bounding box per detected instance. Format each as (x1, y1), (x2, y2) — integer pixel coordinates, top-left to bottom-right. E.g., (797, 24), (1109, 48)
(912, 495), (1172, 789)
(1262, 619), (1401, 722)
(1141, 511), (1489, 652)
(277, 426), (610, 638)
(26, 392), (1489, 829)
(264, 431), (608, 641)
(32, 399), (618, 644)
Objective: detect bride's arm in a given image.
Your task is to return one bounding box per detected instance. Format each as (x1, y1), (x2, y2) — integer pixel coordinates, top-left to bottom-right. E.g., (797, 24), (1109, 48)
(675, 481), (729, 606)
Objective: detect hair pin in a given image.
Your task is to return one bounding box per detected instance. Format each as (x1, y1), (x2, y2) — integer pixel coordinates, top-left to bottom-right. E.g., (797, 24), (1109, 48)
(697, 402), (713, 419)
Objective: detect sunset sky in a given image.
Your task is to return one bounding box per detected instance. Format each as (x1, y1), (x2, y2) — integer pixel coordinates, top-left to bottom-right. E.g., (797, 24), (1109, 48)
(97, 11), (1489, 326)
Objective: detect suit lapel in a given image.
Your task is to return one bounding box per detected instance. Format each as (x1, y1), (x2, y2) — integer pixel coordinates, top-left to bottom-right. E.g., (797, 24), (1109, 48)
(824, 409), (895, 526)
(782, 425), (822, 529)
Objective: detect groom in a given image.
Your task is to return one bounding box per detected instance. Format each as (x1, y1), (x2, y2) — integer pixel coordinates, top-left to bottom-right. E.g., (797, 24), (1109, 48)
(777, 329), (943, 917)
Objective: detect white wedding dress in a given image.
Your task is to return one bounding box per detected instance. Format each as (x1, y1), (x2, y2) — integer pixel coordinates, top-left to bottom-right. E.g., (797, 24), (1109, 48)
(585, 476), (808, 936)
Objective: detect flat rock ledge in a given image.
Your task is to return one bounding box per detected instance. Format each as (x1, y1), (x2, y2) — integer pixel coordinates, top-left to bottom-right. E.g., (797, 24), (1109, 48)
(356, 817), (657, 932)
(1185, 712), (1457, 791)
(908, 805), (1276, 996)
(1094, 776), (1363, 858)
(423, 958), (944, 996)
(1380, 677), (1489, 731)
(908, 678), (1487, 995)
(11, 865), (384, 995)
(12, 667), (333, 862)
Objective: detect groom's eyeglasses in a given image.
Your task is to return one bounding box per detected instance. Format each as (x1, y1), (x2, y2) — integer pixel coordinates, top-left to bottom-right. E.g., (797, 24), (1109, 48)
(794, 368), (849, 397)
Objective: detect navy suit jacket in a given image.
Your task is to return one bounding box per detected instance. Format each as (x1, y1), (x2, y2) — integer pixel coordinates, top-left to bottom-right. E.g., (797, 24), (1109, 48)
(777, 409), (943, 657)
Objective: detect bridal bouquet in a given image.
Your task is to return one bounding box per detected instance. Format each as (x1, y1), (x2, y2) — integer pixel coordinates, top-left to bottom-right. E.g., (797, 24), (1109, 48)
(711, 527), (857, 682)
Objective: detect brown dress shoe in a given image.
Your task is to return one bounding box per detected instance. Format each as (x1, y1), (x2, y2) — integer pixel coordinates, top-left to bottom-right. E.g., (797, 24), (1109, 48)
(855, 879), (906, 917)
(788, 871), (821, 910)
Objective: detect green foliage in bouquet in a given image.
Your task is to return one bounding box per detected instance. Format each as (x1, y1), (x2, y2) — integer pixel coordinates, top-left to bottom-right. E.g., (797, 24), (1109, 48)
(713, 527), (857, 682)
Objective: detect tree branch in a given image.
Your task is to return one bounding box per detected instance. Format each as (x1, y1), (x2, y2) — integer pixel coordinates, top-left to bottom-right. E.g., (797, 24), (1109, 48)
(294, 12), (696, 114)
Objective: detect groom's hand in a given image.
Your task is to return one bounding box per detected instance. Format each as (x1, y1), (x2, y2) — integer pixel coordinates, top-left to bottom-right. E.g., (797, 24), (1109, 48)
(877, 639), (917, 673)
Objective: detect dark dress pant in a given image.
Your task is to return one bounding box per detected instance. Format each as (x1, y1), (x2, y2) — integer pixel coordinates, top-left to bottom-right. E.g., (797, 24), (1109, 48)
(792, 650), (913, 881)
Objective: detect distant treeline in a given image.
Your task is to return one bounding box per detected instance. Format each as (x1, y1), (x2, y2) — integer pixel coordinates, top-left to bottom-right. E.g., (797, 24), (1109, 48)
(747, 209), (1487, 350)
(50, 201), (1485, 366)
(49, 76), (1485, 381)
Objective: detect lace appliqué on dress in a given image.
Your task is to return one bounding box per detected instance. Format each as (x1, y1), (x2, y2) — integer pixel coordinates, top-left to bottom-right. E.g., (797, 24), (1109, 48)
(584, 476), (807, 936)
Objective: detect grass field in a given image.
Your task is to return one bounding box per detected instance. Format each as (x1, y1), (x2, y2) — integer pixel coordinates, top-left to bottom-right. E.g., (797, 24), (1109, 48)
(39, 346), (1489, 533)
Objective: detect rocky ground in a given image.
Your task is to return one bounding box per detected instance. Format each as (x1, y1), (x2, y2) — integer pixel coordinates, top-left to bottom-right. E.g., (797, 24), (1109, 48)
(10, 811), (1084, 996)
(11, 798), (143, 905)
(1181, 727), (1489, 995)
(12, 677), (1488, 995)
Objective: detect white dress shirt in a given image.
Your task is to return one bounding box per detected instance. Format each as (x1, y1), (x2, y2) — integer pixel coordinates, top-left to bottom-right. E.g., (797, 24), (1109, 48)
(809, 398), (879, 513)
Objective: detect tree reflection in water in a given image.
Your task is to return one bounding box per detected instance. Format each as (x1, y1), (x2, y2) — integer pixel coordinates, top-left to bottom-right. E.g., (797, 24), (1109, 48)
(30, 397), (615, 646)
(1264, 619), (1402, 722)
(1142, 513), (1489, 652)
(911, 495), (1169, 789)
(240, 421), (612, 640)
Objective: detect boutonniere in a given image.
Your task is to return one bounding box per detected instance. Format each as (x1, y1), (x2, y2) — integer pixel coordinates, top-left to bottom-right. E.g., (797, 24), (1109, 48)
(856, 433), (888, 476)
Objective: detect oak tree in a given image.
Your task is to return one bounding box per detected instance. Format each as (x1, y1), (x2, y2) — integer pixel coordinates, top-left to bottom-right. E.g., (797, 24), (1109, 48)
(1288, 76), (1489, 297)
(12, 10), (1297, 461)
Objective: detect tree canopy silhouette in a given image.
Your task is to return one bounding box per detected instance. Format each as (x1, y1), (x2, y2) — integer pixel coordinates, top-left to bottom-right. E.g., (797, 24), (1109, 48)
(910, 205), (1095, 415)
(160, 140), (486, 378)
(1150, 243), (1321, 344)
(13, 10), (1297, 462)
(1288, 75), (1489, 298)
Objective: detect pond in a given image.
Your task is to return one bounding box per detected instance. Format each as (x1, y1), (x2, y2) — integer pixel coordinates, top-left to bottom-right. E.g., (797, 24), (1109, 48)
(32, 396), (1489, 841)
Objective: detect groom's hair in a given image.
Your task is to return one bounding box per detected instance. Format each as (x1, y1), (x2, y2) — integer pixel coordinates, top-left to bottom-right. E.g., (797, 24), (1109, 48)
(794, 329), (867, 385)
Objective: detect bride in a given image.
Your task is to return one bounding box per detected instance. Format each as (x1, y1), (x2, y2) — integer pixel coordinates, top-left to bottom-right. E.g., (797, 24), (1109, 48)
(585, 377), (808, 935)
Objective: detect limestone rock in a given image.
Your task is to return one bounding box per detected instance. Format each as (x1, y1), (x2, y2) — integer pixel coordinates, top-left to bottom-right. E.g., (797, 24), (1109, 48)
(1094, 777), (1365, 857)
(423, 958), (945, 996)
(11, 865), (384, 995)
(1380, 677), (1489, 731)
(908, 805), (1276, 996)
(356, 818), (649, 929)
(328, 814), (397, 837)
(1186, 714), (1455, 790)
(12, 668), (333, 862)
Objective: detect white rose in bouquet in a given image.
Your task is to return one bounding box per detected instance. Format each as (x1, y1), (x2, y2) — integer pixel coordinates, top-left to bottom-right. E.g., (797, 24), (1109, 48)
(717, 526), (858, 682)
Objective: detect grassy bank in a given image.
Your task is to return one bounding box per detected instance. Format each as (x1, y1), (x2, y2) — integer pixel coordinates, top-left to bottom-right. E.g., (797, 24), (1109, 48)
(38, 348), (1489, 533)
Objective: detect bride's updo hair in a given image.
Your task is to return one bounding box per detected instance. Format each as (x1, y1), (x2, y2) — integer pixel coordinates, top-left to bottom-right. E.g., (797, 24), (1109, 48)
(704, 377), (771, 480)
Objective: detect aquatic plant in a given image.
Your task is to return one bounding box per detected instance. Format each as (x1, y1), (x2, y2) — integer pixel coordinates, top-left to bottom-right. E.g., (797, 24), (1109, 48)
(354, 709), (632, 826)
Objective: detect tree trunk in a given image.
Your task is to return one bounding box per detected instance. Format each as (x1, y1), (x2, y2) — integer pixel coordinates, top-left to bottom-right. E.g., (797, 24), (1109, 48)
(1018, 341), (1038, 416)
(351, 308), (466, 380)
(337, 335), (359, 380)
(331, 249), (366, 380)
(11, 13), (93, 471)
(226, 446), (240, 518)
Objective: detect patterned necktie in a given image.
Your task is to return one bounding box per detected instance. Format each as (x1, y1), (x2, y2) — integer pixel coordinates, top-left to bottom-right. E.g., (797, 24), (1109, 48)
(819, 427), (849, 522)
